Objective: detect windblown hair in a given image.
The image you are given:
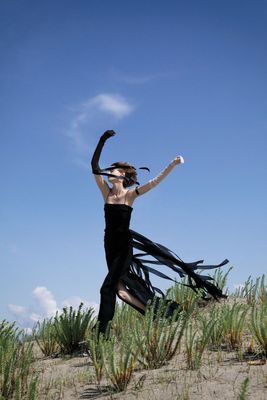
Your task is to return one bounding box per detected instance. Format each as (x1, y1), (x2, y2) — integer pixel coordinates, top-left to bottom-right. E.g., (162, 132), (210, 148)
(111, 161), (137, 188)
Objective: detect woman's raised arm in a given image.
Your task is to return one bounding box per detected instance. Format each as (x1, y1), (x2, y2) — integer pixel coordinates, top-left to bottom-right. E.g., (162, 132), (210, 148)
(91, 130), (115, 199)
(133, 156), (184, 197)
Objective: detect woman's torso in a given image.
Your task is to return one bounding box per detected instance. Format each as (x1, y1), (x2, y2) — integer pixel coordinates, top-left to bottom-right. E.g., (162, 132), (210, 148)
(104, 189), (133, 234)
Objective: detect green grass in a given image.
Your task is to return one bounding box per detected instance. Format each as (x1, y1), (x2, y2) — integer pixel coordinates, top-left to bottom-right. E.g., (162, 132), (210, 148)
(53, 303), (95, 354)
(0, 321), (38, 399)
(33, 318), (59, 357)
(2, 272), (267, 399)
(250, 302), (267, 355)
(132, 298), (188, 369)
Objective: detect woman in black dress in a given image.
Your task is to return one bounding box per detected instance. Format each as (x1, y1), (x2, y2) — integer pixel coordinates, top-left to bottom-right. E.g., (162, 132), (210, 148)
(91, 130), (228, 335)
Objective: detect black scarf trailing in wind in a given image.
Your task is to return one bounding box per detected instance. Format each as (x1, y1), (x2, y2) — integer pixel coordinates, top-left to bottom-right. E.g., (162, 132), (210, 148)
(94, 164), (150, 186)
(127, 230), (229, 301)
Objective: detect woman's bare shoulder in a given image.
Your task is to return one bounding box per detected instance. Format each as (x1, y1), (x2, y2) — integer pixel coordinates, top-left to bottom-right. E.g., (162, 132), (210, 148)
(127, 187), (139, 203)
(93, 174), (110, 198)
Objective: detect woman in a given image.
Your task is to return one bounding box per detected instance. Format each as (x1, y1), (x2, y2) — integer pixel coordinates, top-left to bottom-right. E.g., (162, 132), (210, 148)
(91, 130), (228, 335)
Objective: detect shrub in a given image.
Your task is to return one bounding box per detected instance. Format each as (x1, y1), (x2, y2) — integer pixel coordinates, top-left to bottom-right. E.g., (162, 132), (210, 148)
(222, 303), (249, 350)
(0, 320), (38, 399)
(33, 318), (59, 357)
(238, 276), (260, 305)
(132, 298), (188, 369)
(166, 280), (201, 311)
(212, 266), (233, 294)
(87, 328), (106, 385)
(102, 335), (137, 392)
(54, 303), (94, 354)
(185, 318), (215, 370)
(202, 304), (225, 350)
(111, 302), (142, 340)
(250, 302), (267, 355)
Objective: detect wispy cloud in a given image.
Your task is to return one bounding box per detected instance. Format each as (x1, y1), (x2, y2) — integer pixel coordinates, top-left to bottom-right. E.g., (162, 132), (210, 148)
(8, 304), (26, 315)
(118, 73), (167, 85)
(65, 93), (134, 155)
(110, 68), (169, 85)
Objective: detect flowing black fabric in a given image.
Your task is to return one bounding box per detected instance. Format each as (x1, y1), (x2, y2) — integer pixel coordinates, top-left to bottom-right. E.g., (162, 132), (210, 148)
(128, 230), (229, 301)
(97, 203), (228, 333)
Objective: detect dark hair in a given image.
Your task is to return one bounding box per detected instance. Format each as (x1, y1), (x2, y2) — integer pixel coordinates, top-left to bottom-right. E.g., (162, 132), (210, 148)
(111, 161), (137, 188)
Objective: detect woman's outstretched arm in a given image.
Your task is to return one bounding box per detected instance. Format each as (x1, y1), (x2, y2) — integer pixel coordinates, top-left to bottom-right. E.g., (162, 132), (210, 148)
(133, 156), (184, 197)
(91, 130), (115, 198)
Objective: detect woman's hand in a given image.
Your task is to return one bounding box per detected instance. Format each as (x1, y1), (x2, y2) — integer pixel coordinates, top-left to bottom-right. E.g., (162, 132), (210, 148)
(172, 156), (185, 165)
(101, 130), (116, 141)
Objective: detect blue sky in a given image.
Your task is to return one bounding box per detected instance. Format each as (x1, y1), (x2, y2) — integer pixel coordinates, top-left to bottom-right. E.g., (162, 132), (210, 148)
(1, 0), (266, 331)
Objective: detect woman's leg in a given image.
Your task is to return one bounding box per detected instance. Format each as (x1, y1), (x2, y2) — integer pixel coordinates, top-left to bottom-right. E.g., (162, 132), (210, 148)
(117, 280), (146, 312)
(97, 277), (117, 334)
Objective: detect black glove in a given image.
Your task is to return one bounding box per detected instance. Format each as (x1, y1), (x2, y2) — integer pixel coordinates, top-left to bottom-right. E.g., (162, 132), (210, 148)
(91, 131), (116, 174)
(101, 130), (116, 141)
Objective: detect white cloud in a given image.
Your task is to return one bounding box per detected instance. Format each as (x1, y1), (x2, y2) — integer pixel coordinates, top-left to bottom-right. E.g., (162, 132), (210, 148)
(8, 304), (26, 315)
(86, 94), (134, 118)
(7, 287), (99, 332)
(65, 93), (134, 155)
(30, 313), (42, 322)
(33, 286), (59, 318)
(23, 327), (33, 335)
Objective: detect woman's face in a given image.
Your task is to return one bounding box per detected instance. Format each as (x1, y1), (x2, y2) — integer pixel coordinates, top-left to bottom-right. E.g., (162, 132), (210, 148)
(108, 168), (125, 183)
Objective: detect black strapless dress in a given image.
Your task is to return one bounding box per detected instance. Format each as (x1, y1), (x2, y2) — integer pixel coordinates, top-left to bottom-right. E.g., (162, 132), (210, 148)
(96, 203), (228, 333)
